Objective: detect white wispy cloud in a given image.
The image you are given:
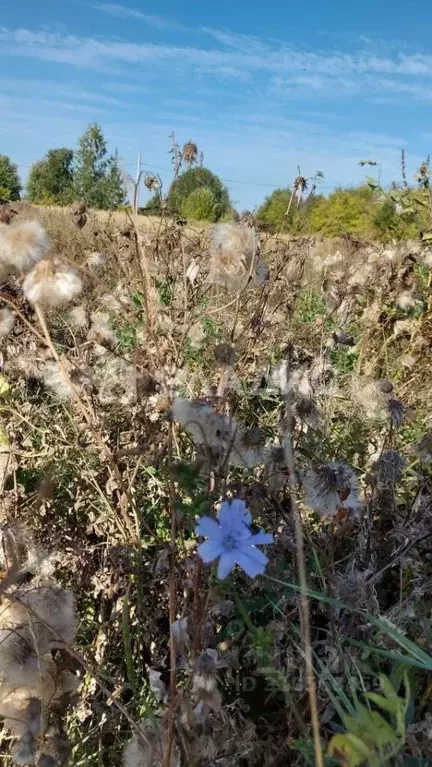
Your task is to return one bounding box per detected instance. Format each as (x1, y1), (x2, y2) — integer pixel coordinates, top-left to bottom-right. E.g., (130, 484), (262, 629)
(0, 76), (127, 105)
(1, 26), (432, 83)
(90, 2), (176, 29)
(0, 22), (430, 208)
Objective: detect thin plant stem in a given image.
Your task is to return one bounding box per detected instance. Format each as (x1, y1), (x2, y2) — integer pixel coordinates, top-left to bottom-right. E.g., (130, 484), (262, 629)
(282, 381), (324, 767)
(0, 295), (47, 346)
(164, 420), (177, 767)
(33, 302), (139, 543)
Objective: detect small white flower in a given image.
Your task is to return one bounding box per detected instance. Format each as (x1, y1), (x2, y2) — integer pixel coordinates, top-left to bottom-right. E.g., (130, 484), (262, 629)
(0, 308), (14, 337)
(23, 259), (82, 307)
(0, 220), (49, 273)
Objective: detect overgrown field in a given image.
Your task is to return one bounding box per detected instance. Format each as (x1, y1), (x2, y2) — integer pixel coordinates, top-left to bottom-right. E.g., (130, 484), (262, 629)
(0, 203), (432, 766)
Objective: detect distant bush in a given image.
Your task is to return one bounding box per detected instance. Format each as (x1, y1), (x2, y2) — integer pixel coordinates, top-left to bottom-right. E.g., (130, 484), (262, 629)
(257, 188), (324, 232)
(139, 194), (163, 216)
(168, 167), (230, 221)
(181, 187), (219, 222)
(257, 189), (292, 230)
(309, 185), (377, 236)
(257, 183), (426, 240)
(372, 197), (418, 242)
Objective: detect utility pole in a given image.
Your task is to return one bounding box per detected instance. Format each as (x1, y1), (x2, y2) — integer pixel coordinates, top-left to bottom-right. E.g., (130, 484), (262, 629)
(134, 151), (141, 215)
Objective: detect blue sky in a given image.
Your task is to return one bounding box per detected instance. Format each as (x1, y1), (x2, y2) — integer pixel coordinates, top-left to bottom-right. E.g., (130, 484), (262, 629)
(1, 0), (432, 208)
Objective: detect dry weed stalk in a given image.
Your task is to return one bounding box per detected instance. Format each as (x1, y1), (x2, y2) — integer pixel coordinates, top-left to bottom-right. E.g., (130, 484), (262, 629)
(282, 356), (324, 767)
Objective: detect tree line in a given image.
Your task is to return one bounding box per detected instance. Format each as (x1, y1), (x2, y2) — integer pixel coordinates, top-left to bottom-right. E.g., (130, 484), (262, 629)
(1, 122), (431, 241)
(0, 123), (126, 209)
(0, 123), (232, 221)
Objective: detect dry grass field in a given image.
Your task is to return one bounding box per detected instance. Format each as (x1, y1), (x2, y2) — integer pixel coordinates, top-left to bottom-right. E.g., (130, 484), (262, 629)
(0, 202), (431, 766)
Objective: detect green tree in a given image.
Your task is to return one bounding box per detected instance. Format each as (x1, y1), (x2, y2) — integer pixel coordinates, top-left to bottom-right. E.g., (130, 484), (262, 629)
(309, 186), (377, 236)
(181, 187), (218, 222)
(27, 148), (74, 204)
(73, 123), (126, 209)
(167, 167), (229, 220)
(257, 188), (291, 230)
(96, 150), (127, 209)
(257, 188), (323, 232)
(0, 155), (21, 200)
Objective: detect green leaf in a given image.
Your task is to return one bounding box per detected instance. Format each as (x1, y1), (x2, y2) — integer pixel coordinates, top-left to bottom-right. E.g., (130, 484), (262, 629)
(0, 374), (11, 398)
(367, 692), (400, 716)
(344, 637), (430, 670)
(328, 733), (371, 766)
(264, 575), (432, 670)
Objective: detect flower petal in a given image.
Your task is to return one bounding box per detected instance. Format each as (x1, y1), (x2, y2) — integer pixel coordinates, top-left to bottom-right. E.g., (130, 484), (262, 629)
(230, 498), (252, 525)
(237, 549), (268, 578)
(239, 545), (269, 566)
(195, 516), (223, 541)
(249, 531), (273, 546)
(198, 540), (224, 564)
(218, 502), (235, 534)
(219, 499), (252, 536)
(217, 551), (238, 579)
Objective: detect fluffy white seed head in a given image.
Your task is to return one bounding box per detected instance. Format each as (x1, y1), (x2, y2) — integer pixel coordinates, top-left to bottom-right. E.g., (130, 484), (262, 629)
(171, 397), (266, 467)
(86, 251), (107, 273)
(42, 360), (93, 399)
(393, 318), (417, 338)
(0, 308), (15, 337)
(87, 312), (116, 350)
(0, 694), (41, 739)
(123, 722), (180, 767)
(208, 223), (265, 291)
(396, 291), (417, 311)
(0, 522), (50, 575)
(0, 220), (49, 273)
(93, 355), (138, 406)
(172, 397), (236, 450)
(42, 361), (75, 399)
(67, 304), (89, 331)
(301, 460), (363, 519)
(0, 586), (76, 659)
(23, 259), (83, 307)
(10, 730), (37, 765)
(422, 249), (432, 269)
(350, 376), (389, 420)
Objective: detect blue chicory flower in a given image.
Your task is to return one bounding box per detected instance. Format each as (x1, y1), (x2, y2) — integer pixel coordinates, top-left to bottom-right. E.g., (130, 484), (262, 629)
(195, 499), (273, 580)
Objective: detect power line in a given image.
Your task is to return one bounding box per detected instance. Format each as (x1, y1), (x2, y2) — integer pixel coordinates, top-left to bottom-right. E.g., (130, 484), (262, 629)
(15, 161), (334, 191)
